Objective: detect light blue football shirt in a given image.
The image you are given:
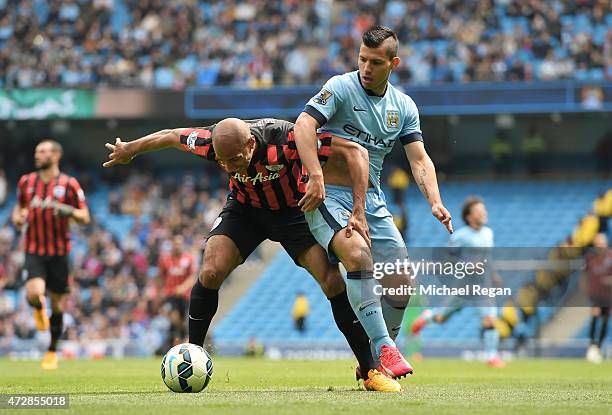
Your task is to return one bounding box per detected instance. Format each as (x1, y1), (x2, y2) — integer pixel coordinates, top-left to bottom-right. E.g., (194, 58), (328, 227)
(449, 225), (495, 281)
(449, 226), (494, 248)
(304, 70), (423, 189)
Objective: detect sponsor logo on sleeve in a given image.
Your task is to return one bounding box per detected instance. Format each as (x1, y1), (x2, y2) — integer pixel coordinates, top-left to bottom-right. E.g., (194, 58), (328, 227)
(187, 131), (199, 150)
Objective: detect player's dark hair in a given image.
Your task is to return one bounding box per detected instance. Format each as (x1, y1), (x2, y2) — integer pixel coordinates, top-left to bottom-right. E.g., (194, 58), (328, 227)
(362, 25), (398, 59)
(461, 196), (484, 225)
(39, 139), (63, 157)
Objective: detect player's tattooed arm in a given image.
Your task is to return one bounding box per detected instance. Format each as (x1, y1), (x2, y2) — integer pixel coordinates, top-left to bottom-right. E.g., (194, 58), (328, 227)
(404, 141), (454, 233)
(103, 129), (184, 167)
(417, 168), (430, 201)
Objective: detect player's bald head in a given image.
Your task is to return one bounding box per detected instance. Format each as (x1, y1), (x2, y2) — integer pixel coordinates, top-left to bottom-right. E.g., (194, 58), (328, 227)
(211, 118), (257, 173)
(212, 118), (251, 155)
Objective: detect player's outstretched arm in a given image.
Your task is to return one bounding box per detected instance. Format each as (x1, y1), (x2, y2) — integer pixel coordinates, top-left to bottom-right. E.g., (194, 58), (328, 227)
(404, 141), (453, 234)
(103, 129), (184, 167)
(294, 112), (326, 212)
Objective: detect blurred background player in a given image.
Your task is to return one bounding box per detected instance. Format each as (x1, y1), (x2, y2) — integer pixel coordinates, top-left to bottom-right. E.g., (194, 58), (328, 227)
(295, 25), (453, 381)
(412, 197), (505, 368)
(157, 234), (196, 346)
(387, 167), (410, 242)
(104, 117), (401, 391)
(158, 234), (196, 319)
(585, 233), (611, 364)
(11, 140), (90, 369)
(292, 291), (310, 333)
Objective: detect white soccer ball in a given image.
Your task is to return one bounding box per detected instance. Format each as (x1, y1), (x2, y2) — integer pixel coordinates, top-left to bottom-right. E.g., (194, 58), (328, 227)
(161, 343), (213, 393)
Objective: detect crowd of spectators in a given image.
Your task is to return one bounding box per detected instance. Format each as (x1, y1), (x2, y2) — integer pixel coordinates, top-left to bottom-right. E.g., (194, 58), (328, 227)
(0, 166), (230, 356)
(0, 0), (327, 89)
(0, 0), (609, 89)
(329, 0), (610, 84)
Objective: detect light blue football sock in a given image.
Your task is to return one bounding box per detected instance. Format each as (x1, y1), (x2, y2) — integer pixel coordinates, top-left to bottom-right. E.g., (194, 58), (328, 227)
(483, 327), (499, 360)
(380, 295), (407, 341)
(346, 271), (395, 357)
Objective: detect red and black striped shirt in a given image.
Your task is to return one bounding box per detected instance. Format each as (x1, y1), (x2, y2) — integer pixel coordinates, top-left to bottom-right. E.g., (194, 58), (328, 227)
(179, 118), (332, 210)
(16, 172), (87, 257)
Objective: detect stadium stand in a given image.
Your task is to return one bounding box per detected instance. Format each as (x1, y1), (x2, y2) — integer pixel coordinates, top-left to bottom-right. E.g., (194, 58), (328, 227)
(0, 0), (609, 88)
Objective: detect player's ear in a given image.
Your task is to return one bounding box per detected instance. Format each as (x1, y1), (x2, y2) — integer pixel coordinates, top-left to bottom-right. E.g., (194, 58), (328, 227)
(391, 56), (401, 70)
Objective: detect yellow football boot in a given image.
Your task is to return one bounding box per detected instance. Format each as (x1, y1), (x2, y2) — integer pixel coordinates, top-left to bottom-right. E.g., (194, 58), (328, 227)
(41, 351), (58, 370)
(363, 369), (402, 392)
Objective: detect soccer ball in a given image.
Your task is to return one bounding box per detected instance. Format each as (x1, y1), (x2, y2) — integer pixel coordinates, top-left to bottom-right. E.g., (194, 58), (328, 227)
(161, 343), (213, 393)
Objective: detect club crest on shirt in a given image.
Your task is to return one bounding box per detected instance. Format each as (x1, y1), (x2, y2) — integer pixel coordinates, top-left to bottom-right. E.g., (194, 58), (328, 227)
(313, 89), (332, 105)
(53, 185), (66, 198)
(265, 164), (284, 172)
(386, 110), (400, 129)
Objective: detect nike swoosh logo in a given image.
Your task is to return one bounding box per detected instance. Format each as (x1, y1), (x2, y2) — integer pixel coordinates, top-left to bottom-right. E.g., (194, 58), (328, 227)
(353, 106), (367, 112)
(358, 304), (370, 311)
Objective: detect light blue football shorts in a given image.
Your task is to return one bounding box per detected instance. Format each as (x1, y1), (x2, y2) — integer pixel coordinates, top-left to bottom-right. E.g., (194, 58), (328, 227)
(304, 184), (408, 265)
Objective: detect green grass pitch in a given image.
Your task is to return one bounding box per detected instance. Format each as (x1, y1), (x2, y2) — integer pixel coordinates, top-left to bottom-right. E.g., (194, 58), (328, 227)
(0, 357), (610, 415)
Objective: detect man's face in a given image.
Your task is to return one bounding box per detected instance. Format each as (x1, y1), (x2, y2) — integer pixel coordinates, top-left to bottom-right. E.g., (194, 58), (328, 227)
(34, 142), (58, 170)
(357, 40), (399, 92)
(216, 136), (256, 174)
(467, 202), (488, 228)
(172, 235), (184, 255)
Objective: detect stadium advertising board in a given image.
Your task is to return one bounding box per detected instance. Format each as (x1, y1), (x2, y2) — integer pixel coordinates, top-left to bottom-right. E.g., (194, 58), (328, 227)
(0, 90), (95, 119)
